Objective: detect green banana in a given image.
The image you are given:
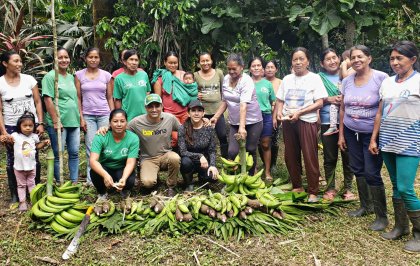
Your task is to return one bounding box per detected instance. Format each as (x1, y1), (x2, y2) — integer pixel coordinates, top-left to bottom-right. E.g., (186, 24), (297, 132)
(41, 215), (55, 223)
(244, 169), (264, 186)
(39, 197), (63, 213)
(99, 201), (115, 217)
(61, 211), (84, 223)
(55, 213), (78, 228)
(50, 220), (72, 234)
(220, 170), (236, 185)
(67, 209), (85, 218)
(54, 190), (80, 199)
(30, 183), (45, 204)
(45, 199), (73, 210)
(220, 157), (238, 167)
(54, 184), (80, 193)
(31, 201), (54, 219)
(47, 195), (79, 205)
(178, 202), (190, 214)
(229, 195), (242, 209)
(136, 200), (144, 215)
(130, 202), (138, 215)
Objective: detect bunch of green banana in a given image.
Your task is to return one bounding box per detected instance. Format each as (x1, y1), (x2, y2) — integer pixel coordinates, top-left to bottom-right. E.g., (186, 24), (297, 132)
(218, 169), (265, 196)
(220, 153), (254, 174)
(30, 183), (46, 205)
(256, 191), (282, 209)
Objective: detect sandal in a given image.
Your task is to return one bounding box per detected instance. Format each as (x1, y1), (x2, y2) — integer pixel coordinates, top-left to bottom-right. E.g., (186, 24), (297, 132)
(322, 189), (337, 201)
(319, 176), (327, 186)
(308, 194), (319, 203)
(342, 191), (357, 201)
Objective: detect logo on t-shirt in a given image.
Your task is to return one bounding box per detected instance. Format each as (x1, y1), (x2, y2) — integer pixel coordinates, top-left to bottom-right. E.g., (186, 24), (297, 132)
(138, 80), (147, 87)
(104, 149), (112, 155)
(142, 129), (167, 136)
(261, 87), (269, 94)
(120, 148), (128, 156)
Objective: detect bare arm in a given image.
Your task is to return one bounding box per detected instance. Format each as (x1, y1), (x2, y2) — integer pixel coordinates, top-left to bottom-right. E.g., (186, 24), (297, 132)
(153, 80), (162, 96)
(44, 96), (61, 130)
(106, 79), (115, 111)
(75, 76), (86, 131)
(338, 98), (347, 151)
(114, 99), (122, 109)
(369, 100), (383, 154)
(32, 85), (45, 135)
(210, 101), (227, 126)
(0, 96), (6, 135)
(239, 102), (247, 130)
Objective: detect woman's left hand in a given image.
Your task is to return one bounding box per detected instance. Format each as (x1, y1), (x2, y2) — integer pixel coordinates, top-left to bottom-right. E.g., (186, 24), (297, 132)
(200, 156), (209, 169)
(368, 140), (379, 155)
(115, 179), (126, 192)
(208, 166), (219, 180)
(80, 119), (87, 132)
(290, 111), (301, 122)
(36, 124), (44, 135)
(238, 126), (247, 139)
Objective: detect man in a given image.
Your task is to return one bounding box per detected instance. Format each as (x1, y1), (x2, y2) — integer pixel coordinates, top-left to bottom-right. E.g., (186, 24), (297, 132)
(128, 94), (180, 197)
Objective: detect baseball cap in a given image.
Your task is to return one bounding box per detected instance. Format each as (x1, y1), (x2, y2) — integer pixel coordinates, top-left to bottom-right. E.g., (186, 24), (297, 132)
(188, 100), (204, 110)
(144, 94), (162, 106)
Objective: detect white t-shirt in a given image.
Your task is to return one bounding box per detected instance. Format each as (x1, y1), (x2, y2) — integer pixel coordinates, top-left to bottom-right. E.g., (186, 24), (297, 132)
(0, 74), (38, 126)
(276, 72), (327, 123)
(11, 132), (39, 171)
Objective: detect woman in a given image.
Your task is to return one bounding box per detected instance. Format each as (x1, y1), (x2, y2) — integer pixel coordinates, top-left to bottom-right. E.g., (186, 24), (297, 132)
(265, 60), (282, 172)
(193, 52), (228, 158)
(249, 57), (275, 181)
(369, 41), (420, 251)
(318, 48), (354, 201)
(90, 109), (139, 198)
(338, 45), (389, 231)
(0, 50), (44, 203)
(43, 47), (81, 184)
(152, 51), (198, 124)
(210, 53), (262, 175)
(178, 100), (218, 191)
(273, 47), (327, 203)
(75, 47), (113, 185)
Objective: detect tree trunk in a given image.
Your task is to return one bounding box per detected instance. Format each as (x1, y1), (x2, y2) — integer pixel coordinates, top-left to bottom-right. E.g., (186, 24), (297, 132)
(51, 0), (63, 184)
(345, 21), (356, 49)
(92, 0), (116, 70)
(321, 34), (329, 49)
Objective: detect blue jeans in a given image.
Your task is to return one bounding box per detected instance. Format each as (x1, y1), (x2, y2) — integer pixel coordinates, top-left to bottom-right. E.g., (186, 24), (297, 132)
(83, 114), (109, 183)
(344, 125), (383, 186)
(47, 126), (80, 182)
(382, 152), (420, 211)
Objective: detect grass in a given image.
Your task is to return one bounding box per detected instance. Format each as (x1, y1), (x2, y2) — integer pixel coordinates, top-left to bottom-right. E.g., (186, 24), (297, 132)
(1, 139), (420, 265)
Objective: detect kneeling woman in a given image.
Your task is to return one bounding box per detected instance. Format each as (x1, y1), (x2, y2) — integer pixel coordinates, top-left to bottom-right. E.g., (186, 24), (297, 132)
(178, 100), (219, 191)
(90, 109), (139, 197)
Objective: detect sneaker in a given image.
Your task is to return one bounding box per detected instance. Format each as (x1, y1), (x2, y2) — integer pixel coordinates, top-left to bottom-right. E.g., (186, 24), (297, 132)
(19, 202), (28, 211)
(323, 127), (339, 136)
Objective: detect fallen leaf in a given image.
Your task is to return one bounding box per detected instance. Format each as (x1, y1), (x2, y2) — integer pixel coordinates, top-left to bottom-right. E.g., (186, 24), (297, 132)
(35, 256), (59, 265)
(108, 239), (123, 249)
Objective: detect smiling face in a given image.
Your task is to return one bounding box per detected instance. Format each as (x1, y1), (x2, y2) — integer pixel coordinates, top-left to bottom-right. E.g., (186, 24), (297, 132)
(146, 102), (163, 119)
(188, 106), (205, 124)
(164, 55), (179, 74)
(292, 51), (309, 76)
(350, 49), (372, 72)
(183, 73), (194, 84)
(321, 51), (340, 75)
(3, 54), (23, 75)
(390, 50), (416, 77)
(265, 62), (278, 79)
(85, 50), (100, 69)
(57, 49), (70, 71)
(250, 59), (264, 78)
(123, 54), (139, 72)
(227, 60), (243, 81)
(199, 54), (213, 72)
(110, 112), (127, 134)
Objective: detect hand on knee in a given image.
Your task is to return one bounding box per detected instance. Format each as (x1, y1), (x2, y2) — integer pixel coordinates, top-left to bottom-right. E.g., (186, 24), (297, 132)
(141, 178), (157, 188)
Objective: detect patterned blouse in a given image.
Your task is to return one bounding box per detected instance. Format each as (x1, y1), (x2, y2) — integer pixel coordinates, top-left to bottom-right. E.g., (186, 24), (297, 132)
(178, 125), (217, 166)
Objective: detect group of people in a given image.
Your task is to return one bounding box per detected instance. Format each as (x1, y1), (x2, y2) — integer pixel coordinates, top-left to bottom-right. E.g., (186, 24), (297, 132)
(0, 40), (418, 252)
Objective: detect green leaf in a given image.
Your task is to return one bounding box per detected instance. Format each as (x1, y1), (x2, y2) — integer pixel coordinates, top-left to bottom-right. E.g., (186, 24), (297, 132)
(288, 5), (313, 22)
(310, 9), (341, 35)
(201, 16), (223, 34)
(355, 14), (374, 28)
(339, 0), (356, 9)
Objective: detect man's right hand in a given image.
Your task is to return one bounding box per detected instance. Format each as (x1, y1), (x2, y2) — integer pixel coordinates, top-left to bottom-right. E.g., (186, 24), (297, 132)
(103, 175), (114, 189)
(97, 126), (109, 136)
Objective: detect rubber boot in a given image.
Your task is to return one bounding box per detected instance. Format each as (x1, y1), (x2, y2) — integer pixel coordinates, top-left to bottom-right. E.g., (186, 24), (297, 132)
(220, 143), (229, 159)
(381, 198), (410, 240)
(182, 171), (194, 192)
(270, 144), (279, 173)
(404, 211), (420, 253)
(7, 167), (18, 203)
(348, 176), (373, 217)
(369, 185), (389, 231)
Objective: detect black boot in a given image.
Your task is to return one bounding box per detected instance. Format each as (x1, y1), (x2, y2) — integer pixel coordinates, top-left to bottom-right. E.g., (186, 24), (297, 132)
(381, 198), (409, 240)
(348, 176), (373, 217)
(7, 167), (18, 203)
(220, 143), (229, 159)
(182, 171), (194, 192)
(369, 185), (388, 231)
(404, 211), (420, 253)
(270, 144), (279, 173)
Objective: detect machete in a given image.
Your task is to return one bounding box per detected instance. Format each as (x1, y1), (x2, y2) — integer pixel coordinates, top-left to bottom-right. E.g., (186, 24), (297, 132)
(62, 206), (94, 260)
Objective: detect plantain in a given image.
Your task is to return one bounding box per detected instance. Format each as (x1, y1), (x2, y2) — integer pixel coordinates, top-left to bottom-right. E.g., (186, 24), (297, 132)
(61, 211), (84, 223)
(50, 220), (72, 234)
(30, 183), (46, 204)
(47, 196), (79, 205)
(39, 197), (63, 213)
(54, 190), (80, 199)
(55, 213), (78, 228)
(31, 201), (54, 219)
(100, 201), (115, 217)
(244, 169), (264, 186)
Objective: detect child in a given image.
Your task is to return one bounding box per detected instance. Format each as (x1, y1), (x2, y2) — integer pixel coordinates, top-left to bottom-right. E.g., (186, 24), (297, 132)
(0, 112), (50, 211)
(183, 71), (195, 84)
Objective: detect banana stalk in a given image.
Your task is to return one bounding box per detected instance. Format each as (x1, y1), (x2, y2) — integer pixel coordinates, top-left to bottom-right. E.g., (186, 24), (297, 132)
(46, 149), (55, 196)
(238, 138), (247, 174)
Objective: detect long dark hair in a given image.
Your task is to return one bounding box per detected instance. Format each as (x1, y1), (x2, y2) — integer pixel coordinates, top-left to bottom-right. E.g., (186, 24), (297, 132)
(16, 111), (36, 134)
(391, 41), (419, 71)
(164, 51), (179, 62)
(0, 50), (19, 77)
(183, 117), (194, 146)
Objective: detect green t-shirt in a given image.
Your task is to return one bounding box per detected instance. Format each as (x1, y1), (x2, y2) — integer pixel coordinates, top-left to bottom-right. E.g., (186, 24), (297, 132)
(90, 130), (139, 170)
(42, 70), (80, 127)
(193, 69), (224, 114)
(255, 78), (275, 114)
(113, 71), (151, 121)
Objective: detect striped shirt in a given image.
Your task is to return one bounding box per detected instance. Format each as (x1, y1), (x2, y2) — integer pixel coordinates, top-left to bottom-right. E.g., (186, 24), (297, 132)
(379, 72), (420, 157)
